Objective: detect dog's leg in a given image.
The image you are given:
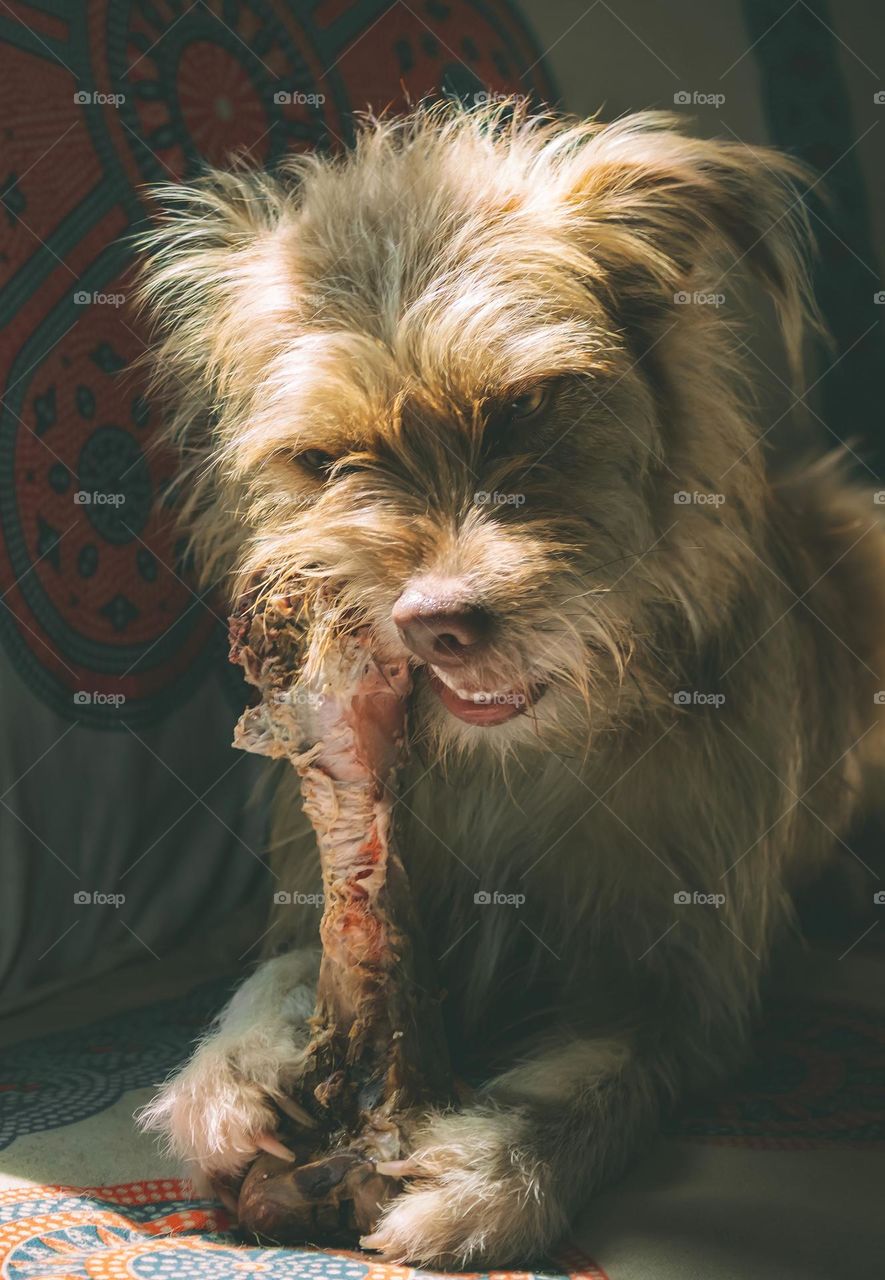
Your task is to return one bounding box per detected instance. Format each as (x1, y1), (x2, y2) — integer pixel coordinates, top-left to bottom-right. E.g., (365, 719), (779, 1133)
(137, 948), (319, 1183)
(362, 1033), (683, 1268)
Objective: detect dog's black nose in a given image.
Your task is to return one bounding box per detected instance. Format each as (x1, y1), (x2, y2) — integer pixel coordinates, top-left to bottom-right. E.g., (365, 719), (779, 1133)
(392, 584), (491, 666)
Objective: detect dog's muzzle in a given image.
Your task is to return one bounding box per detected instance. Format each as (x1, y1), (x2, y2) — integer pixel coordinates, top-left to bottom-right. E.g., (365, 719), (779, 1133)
(392, 579), (545, 726)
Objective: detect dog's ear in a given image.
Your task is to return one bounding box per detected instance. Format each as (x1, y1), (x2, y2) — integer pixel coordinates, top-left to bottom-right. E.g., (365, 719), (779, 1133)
(557, 114), (823, 380)
(135, 168), (296, 416)
(134, 168), (300, 579)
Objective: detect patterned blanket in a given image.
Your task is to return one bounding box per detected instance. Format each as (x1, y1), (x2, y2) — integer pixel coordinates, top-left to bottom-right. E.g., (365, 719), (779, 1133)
(2, 958), (882, 1279)
(0, 1181), (604, 1280)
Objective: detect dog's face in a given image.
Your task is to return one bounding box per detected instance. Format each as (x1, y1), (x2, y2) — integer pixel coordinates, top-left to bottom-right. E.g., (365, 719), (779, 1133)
(141, 106), (815, 757)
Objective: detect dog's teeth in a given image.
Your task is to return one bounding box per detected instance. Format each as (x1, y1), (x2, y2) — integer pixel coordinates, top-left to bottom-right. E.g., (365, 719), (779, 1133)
(429, 666), (522, 706)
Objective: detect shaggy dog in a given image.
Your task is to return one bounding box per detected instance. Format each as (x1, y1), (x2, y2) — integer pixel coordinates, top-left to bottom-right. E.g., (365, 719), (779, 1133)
(136, 103), (885, 1267)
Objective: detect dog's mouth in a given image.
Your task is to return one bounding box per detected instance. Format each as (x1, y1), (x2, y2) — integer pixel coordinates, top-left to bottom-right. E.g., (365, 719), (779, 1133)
(427, 667), (547, 726)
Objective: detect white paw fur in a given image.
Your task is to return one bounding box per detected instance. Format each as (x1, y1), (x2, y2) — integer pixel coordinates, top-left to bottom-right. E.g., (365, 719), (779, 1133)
(364, 1107), (565, 1268)
(137, 950), (318, 1179)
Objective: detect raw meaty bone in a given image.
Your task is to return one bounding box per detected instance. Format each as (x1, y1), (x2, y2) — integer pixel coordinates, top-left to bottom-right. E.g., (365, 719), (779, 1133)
(229, 592), (453, 1244)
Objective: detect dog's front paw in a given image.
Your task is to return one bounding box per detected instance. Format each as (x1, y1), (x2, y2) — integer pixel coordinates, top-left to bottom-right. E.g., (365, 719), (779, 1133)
(137, 952), (318, 1185)
(136, 1041), (313, 1184)
(362, 1107), (566, 1268)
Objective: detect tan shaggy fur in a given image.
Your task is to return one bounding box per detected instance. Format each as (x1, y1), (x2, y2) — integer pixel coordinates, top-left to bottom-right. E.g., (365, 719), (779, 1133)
(135, 103), (885, 1267)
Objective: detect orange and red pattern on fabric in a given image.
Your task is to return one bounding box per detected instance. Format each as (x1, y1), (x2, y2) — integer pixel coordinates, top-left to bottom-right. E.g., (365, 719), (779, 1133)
(0, 0), (555, 726)
(0, 1180), (607, 1280)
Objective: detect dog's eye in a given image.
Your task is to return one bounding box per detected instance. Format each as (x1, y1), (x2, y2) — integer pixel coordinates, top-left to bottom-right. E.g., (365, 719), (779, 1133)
(483, 385), (552, 457)
(295, 449), (337, 475)
(509, 386), (550, 421)
(292, 449), (365, 481)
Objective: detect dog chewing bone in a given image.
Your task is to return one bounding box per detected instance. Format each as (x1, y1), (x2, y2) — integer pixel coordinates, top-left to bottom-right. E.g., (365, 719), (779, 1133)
(229, 593), (453, 1243)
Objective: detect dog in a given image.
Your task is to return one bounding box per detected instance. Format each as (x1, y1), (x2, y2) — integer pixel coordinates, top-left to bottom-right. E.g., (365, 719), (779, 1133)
(135, 102), (885, 1267)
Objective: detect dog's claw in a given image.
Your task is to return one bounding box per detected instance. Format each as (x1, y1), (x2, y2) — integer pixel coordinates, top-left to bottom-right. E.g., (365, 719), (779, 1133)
(255, 1131), (297, 1161)
(373, 1159), (421, 1178)
(276, 1095), (318, 1128)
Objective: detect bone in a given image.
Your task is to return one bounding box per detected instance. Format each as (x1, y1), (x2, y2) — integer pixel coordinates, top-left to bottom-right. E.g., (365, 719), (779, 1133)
(229, 591), (453, 1243)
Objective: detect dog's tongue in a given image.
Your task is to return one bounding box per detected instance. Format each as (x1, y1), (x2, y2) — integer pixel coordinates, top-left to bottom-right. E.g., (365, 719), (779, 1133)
(428, 672), (531, 726)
